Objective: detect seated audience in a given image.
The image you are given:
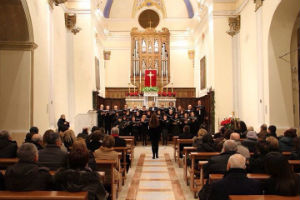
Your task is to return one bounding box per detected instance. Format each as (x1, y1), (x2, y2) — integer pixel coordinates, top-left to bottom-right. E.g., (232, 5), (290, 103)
(267, 125), (277, 138)
(195, 133), (216, 152)
(279, 128), (297, 152)
(38, 130), (68, 170)
(266, 136), (280, 152)
(62, 129), (76, 151)
(203, 154), (261, 200)
(87, 129), (106, 152)
(203, 140), (237, 178)
(94, 135), (120, 181)
(54, 141), (107, 200)
(248, 141), (271, 173)
(230, 133), (250, 159)
(264, 152), (300, 196)
(213, 126), (226, 139)
(111, 127), (126, 147)
(24, 126), (39, 143)
(241, 131), (258, 152)
(77, 127), (89, 140)
(30, 134), (44, 150)
(258, 124), (268, 141)
(193, 128), (207, 147)
(237, 121), (248, 138)
(5, 143), (52, 191)
(0, 130), (17, 158)
(179, 125), (193, 139)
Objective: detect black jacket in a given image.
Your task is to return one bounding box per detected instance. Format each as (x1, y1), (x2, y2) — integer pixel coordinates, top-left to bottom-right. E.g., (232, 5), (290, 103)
(149, 126), (161, 142)
(54, 168), (107, 200)
(241, 138), (258, 152)
(263, 175), (300, 196)
(204, 151), (236, 178)
(5, 161), (52, 191)
(0, 139), (17, 158)
(0, 171), (4, 190)
(113, 136), (126, 147)
(38, 144), (68, 170)
(208, 168), (261, 200)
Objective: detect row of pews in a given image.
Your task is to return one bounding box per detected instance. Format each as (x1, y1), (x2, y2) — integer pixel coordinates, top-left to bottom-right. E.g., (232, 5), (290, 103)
(172, 136), (300, 199)
(0, 136), (135, 200)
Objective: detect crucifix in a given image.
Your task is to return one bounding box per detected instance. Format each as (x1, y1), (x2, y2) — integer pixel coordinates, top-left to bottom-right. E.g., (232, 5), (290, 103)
(147, 71), (154, 87)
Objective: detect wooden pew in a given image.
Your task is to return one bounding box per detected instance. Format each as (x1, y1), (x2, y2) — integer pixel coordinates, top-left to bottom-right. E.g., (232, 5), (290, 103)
(0, 158), (18, 169)
(95, 159), (119, 200)
(113, 146), (130, 185)
(188, 152), (220, 197)
(209, 173), (270, 183)
(173, 136), (179, 161)
(183, 146), (197, 185)
(288, 160), (300, 171)
(229, 195), (300, 200)
(119, 136), (135, 160)
(177, 139), (194, 165)
(0, 191), (88, 200)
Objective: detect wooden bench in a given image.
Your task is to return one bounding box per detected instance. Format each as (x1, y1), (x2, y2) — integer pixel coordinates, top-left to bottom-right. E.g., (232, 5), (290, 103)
(176, 139), (193, 165)
(119, 136), (135, 160)
(183, 146), (197, 185)
(188, 152), (220, 197)
(113, 146), (130, 185)
(288, 160), (300, 171)
(0, 191), (88, 200)
(0, 158), (18, 169)
(95, 159), (119, 200)
(229, 195), (300, 200)
(209, 173), (270, 183)
(173, 136), (179, 161)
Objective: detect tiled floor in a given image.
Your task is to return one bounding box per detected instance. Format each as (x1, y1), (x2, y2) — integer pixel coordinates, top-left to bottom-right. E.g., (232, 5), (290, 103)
(118, 145), (195, 200)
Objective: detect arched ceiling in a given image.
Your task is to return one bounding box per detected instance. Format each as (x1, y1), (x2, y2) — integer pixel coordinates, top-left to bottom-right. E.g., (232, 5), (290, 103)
(101, 0), (194, 19)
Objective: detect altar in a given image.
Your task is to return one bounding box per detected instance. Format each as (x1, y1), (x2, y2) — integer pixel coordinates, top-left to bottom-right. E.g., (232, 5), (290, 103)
(125, 93), (176, 108)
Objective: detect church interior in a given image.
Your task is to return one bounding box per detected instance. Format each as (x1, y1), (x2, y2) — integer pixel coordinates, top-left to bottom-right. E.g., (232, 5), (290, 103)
(0, 0), (300, 199)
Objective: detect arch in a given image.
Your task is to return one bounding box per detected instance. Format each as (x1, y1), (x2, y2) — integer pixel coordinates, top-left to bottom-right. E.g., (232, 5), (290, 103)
(268, 0), (300, 128)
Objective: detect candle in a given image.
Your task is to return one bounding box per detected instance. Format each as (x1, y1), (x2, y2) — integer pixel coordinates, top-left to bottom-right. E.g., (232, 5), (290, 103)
(139, 70), (142, 91)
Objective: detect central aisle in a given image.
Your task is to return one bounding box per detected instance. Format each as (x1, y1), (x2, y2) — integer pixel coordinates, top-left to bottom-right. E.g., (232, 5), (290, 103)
(119, 146), (194, 200)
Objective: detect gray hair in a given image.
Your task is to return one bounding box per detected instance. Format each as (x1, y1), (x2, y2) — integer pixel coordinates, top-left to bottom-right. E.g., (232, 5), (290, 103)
(31, 134), (42, 143)
(0, 130), (10, 140)
(230, 133), (240, 141)
(17, 143), (38, 162)
(111, 127), (119, 135)
(228, 154), (246, 169)
(223, 140), (238, 152)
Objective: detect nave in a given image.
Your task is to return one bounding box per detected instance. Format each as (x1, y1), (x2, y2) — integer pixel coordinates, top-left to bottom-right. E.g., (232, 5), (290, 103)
(119, 146), (193, 200)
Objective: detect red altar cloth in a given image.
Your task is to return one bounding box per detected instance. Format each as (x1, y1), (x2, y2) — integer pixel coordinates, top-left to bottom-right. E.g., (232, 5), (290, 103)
(145, 69), (157, 87)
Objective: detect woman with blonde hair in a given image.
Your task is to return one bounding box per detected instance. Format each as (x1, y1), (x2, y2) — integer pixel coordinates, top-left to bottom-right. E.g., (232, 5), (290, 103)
(62, 129), (76, 151)
(192, 128), (207, 147)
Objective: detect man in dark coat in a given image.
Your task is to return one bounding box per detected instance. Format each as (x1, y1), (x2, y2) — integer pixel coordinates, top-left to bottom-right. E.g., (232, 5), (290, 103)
(38, 130), (68, 170)
(24, 126), (39, 143)
(205, 154), (261, 200)
(5, 143), (53, 191)
(204, 140), (237, 178)
(57, 114), (69, 132)
(0, 130), (17, 158)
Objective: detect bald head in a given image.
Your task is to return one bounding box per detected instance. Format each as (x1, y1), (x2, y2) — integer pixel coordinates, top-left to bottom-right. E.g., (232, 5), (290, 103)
(227, 154), (246, 170)
(230, 133), (240, 141)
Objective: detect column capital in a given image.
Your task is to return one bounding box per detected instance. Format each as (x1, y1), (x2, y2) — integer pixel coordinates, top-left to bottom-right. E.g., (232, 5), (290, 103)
(226, 15), (240, 37)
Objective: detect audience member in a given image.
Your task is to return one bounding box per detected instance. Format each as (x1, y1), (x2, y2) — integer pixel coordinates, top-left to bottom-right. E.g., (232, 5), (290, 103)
(111, 127), (126, 147)
(267, 125), (277, 138)
(230, 133), (250, 159)
(61, 129), (76, 151)
(195, 133), (216, 152)
(203, 154), (261, 200)
(57, 114), (69, 132)
(0, 130), (17, 158)
(77, 127), (89, 140)
(54, 140), (107, 200)
(266, 136), (280, 152)
(213, 126), (226, 139)
(279, 128), (297, 152)
(203, 140), (237, 178)
(237, 121), (248, 138)
(87, 129), (105, 152)
(24, 126), (39, 143)
(5, 143), (52, 191)
(38, 130), (68, 170)
(248, 141), (270, 173)
(193, 128), (207, 147)
(179, 125), (193, 139)
(94, 135), (120, 183)
(258, 124), (268, 141)
(31, 134), (44, 150)
(241, 131), (258, 152)
(264, 152), (300, 196)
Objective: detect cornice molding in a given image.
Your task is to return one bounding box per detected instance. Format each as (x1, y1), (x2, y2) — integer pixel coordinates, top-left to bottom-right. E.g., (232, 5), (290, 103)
(213, 0), (249, 16)
(0, 41), (38, 51)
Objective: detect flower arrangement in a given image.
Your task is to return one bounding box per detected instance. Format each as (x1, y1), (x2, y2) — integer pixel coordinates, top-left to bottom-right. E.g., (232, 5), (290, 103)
(220, 116), (239, 130)
(142, 87), (159, 92)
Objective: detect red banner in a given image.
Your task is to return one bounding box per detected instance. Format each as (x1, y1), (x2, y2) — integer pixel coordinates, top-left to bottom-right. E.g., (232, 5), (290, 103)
(145, 69), (157, 87)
